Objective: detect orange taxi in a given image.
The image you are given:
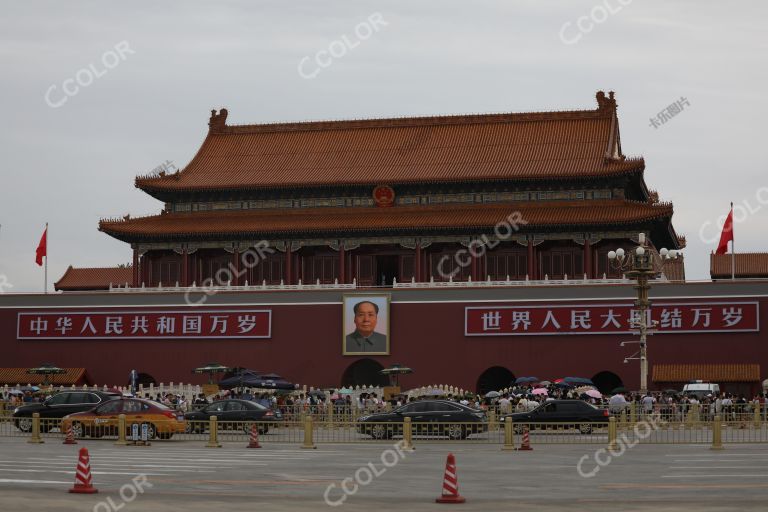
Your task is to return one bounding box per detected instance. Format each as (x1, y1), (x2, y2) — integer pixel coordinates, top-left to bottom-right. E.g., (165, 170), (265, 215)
(62, 397), (186, 440)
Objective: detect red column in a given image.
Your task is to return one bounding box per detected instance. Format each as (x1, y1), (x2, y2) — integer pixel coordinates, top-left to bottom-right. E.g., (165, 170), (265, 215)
(231, 250), (240, 286)
(414, 244), (422, 282)
(141, 253), (150, 286)
(583, 239), (592, 279)
(132, 249), (139, 287)
(284, 247), (292, 285)
(527, 240), (535, 280)
(181, 250), (189, 286)
(338, 244), (346, 284)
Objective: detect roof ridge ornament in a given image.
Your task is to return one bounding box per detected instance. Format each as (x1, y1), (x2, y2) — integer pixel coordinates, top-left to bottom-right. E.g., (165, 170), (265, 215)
(209, 108), (228, 132)
(596, 90), (616, 113)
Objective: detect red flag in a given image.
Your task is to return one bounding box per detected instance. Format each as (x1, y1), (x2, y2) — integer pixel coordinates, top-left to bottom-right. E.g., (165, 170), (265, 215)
(716, 207), (733, 255)
(35, 226), (47, 266)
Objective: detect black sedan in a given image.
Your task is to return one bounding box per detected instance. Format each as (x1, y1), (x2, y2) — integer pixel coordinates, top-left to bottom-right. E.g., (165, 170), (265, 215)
(184, 399), (282, 434)
(501, 400), (609, 434)
(13, 390), (121, 433)
(357, 400), (487, 440)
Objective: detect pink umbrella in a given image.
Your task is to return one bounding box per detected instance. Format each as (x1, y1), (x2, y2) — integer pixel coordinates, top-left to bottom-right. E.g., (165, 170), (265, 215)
(532, 388), (548, 396)
(586, 389), (602, 399)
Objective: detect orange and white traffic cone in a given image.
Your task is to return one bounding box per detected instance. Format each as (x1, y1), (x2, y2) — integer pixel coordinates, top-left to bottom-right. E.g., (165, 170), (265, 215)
(247, 423), (261, 449)
(69, 447), (98, 494)
(63, 424), (77, 445)
(435, 453), (465, 504)
(518, 425), (533, 451)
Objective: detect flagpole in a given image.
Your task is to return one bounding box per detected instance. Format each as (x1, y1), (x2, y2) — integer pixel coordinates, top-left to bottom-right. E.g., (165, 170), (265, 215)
(44, 222), (48, 294)
(730, 202), (735, 280)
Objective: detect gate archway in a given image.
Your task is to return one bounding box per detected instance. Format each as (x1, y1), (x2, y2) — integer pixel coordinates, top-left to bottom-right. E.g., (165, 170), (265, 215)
(476, 366), (515, 395)
(591, 371), (624, 395)
(341, 359), (388, 388)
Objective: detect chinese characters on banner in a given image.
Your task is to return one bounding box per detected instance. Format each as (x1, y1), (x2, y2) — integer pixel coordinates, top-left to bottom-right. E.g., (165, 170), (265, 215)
(465, 302), (759, 336)
(17, 310), (271, 339)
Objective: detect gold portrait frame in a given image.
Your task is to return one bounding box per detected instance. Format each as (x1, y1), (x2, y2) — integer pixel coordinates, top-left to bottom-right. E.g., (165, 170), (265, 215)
(342, 294), (391, 356)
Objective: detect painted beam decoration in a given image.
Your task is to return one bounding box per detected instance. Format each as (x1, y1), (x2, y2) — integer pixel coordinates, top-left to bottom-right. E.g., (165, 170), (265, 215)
(17, 310), (271, 339)
(465, 302), (759, 336)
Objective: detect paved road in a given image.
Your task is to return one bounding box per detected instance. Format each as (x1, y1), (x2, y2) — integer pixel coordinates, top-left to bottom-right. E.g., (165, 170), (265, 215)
(1, 437), (767, 511)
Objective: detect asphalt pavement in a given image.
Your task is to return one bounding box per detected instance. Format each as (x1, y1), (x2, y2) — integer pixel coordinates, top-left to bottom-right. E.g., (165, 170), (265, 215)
(1, 437), (767, 511)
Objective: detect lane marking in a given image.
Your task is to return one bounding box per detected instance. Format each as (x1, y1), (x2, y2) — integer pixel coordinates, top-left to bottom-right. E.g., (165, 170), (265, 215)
(670, 466), (768, 469)
(603, 482), (768, 490)
(663, 474), (768, 478)
(0, 479), (70, 485)
(0, 468), (171, 476)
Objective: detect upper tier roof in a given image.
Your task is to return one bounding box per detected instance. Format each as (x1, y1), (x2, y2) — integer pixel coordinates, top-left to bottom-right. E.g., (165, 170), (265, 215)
(99, 199), (673, 242)
(135, 91), (637, 196)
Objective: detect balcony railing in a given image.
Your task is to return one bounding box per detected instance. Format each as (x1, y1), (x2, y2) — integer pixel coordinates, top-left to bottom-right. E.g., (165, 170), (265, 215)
(107, 274), (636, 293)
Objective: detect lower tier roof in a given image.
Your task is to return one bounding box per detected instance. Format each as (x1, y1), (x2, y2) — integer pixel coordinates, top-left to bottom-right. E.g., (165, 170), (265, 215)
(99, 199), (674, 243)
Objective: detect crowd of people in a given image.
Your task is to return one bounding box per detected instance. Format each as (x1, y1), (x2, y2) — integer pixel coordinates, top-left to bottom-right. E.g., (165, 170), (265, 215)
(3, 385), (767, 423)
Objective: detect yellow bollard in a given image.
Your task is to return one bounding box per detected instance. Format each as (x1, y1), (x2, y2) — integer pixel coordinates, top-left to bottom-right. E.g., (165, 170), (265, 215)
(27, 413), (44, 444)
(301, 415), (316, 449)
(754, 403), (761, 429)
(114, 414), (128, 446)
(206, 415), (222, 448)
(629, 404), (637, 425)
(608, 417), (617, 450)
(327, 403), (334, 429)
(711, 414), (724, 450)
(401, 417), (415, 451)
(502, 417), (515, 451)
(620, 409), (627, 430)
(488, 409), (497, 432)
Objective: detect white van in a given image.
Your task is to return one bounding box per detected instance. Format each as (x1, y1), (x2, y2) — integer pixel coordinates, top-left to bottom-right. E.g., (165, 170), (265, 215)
(682, 381), (720, 399)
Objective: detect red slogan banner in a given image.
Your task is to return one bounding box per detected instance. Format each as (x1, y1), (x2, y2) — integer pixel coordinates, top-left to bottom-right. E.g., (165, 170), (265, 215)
(465, 302), (759, 336)
(18, 310), (271, 340)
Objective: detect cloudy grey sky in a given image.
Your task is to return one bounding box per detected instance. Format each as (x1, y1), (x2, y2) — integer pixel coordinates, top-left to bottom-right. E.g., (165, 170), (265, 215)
(1, 0), (766, 292)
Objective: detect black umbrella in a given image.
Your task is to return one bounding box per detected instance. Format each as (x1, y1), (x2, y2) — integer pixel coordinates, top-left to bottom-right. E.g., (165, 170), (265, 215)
(218, 370), (263, 389)
(611, 386), (629, 394)
(219, 370), (296, 391)
(564, 377), (594, 386)
(663, 389), (679, 395)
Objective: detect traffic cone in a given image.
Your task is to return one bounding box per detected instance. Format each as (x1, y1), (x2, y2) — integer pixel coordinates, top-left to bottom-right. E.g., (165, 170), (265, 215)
(247, 423), (262, 449)
(69, 447), (98, 494)
(435, 453), (465, 504)
(62, 423), (77, 445)
(518, 425), (533, 451)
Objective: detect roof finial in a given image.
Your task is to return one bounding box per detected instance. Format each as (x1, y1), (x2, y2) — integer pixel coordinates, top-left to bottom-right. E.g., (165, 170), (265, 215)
(208, 108), (229, 132)
(596, 90), (617, 112)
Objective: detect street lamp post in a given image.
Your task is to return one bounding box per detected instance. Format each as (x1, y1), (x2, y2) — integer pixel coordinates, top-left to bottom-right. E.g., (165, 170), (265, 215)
(608, 233), (680, 394)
